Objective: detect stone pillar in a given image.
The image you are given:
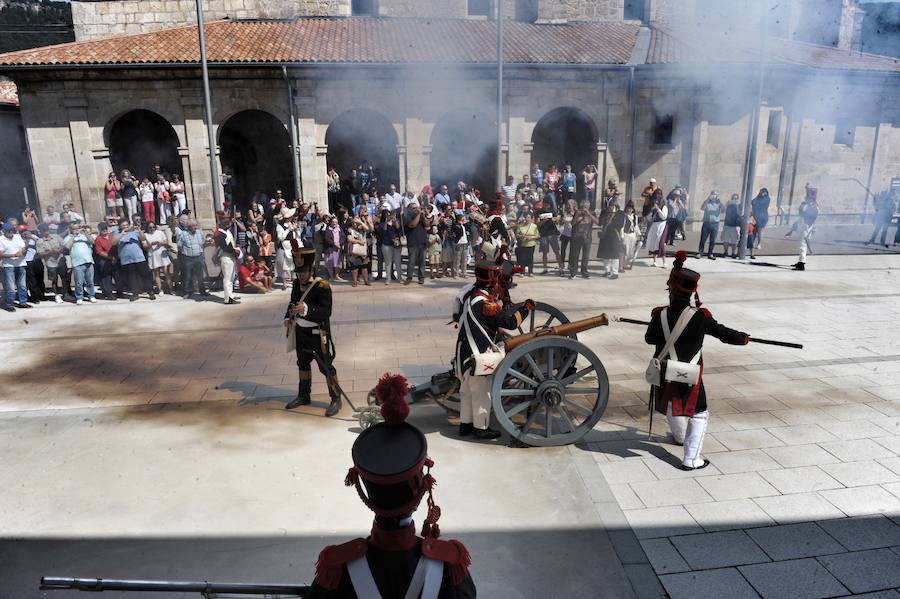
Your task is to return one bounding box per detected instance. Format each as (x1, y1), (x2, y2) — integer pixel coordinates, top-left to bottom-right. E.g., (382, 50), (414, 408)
(403, 117), (432, 193)
(181, 98), (216, 223)
(65, 97), (103, 223)
(295, 89), (327, 205)
(177, 146), (196, 215)
(506, 115), (533, 181)
(596, 142), (609, 200)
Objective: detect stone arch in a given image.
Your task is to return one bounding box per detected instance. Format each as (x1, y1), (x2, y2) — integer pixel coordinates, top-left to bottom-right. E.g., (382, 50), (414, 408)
(531, 107), (599, 174)
(107, 109), (181, 182)
(430, 108), (497, 195)
(325, 108), (400, 203)
(218, 109), (294, 208)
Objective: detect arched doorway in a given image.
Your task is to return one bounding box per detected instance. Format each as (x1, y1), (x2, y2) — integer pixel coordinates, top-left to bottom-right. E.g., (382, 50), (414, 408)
(219, 110), (293, 208)
(531, 107), (598, 174)
(430, 109), (497, 195)
(325, 109), (399, 206)
(108, 109), (180, 181)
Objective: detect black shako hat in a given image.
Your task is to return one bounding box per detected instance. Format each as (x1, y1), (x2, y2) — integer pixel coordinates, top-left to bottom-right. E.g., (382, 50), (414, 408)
(474, 260), (501, 287)
(668, 250), (702, 304)
(345, 373), (443, 538)
(291, 241), (316, 272)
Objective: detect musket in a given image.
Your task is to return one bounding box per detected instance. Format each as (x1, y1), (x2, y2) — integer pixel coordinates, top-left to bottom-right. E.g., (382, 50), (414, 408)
(613, 316), (804, 350)
(504, 314), (609, 352)
(40, 576), (308, 597)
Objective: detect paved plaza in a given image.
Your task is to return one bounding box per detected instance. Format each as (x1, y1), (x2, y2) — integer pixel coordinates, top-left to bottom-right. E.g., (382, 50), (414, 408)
(2, 249), (900, 598)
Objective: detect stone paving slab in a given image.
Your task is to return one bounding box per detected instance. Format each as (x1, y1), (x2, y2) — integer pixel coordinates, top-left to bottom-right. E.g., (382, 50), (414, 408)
(740, 558), (849, 599)
(818, 515), (900, 551)
(746, 522), (846, 561)
(670, 530), (771, 570)
(659, 567), (761, 599)
(818, 548), (900, 594)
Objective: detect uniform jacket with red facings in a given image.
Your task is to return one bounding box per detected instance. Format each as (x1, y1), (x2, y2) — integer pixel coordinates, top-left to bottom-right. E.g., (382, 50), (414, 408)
(455, 287), (529, 377)
(645, 302), (748, 416)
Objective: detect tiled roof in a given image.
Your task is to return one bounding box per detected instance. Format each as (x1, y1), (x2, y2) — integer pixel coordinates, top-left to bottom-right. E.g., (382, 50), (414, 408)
(648, 26), (900, 73)
(0, 18), (640, 67)
(0, 80), (18, 105)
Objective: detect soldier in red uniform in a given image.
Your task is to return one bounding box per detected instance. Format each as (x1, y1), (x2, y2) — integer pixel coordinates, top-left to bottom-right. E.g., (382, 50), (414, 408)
(645, 251), (749, 470)
(307, 373), (476, 598)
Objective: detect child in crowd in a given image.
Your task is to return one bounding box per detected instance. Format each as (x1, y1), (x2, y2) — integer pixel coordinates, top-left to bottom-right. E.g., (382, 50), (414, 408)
(426, 224), (442, 279)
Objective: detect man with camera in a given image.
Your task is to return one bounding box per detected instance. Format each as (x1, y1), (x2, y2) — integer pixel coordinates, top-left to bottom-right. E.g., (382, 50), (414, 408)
(402, 197), (430, 286)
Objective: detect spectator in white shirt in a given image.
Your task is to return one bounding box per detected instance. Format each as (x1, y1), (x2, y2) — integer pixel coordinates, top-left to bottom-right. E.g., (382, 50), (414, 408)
(0, 223), (30, 311)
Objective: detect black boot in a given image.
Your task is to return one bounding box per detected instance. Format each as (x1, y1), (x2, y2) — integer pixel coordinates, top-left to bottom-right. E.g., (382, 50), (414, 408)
(473, 427), (502, 440)
(458, 423), (474, 436)
(285, 379), (312, 410)
(325, 397), (342, 417)
(793, 261), (805, 271)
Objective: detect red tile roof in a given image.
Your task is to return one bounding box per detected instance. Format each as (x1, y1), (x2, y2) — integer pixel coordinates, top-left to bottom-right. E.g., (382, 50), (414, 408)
(0, 17), (896, 73)
(648, 26), (900, 72)
(0, 80), (18, 105)
(0, 18), (640, 67)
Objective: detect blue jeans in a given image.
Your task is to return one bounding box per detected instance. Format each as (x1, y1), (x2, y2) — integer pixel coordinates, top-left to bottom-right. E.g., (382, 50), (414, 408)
(698, 223), (719, 256)
(72, 262), (96, 300)
(3, 266), (27, 308)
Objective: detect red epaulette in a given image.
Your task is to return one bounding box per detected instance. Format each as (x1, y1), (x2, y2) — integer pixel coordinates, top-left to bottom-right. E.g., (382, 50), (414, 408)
(651, 305), (666, 317)
(314, 538), (368, 591)
(421, 538), (472, 586)
(699, 307), (712, 318)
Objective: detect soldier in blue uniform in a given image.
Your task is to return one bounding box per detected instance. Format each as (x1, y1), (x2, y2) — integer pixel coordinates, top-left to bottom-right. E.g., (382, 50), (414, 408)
(283, 246), (342, 417)
(307, 373), (476, 598)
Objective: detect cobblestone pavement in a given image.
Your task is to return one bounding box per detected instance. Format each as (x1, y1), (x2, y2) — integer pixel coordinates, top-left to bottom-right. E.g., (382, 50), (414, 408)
(1, 252), (899, 598)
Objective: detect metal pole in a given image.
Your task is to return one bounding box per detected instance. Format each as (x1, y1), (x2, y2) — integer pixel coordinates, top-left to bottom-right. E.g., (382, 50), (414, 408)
(283, 66), (302, 201)
(775, 114), (792, 218)
(738, 2), (768, 259)
(626, 66), (637, 206)
(196, 0), (223, 213)
(496, 0), (504, 192)
(863, 122), (882, 224)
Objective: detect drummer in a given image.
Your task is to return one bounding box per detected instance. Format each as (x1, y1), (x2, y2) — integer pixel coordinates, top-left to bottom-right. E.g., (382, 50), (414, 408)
(455, 261), (533, 440)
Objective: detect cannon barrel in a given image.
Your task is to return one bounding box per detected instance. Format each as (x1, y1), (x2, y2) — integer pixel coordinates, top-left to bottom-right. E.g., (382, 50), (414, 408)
(40, 576), (308, 596)
(504, 314), (608, 352)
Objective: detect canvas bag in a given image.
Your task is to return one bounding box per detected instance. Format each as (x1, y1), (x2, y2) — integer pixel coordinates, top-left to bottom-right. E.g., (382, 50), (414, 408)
(463, 297), (505, 376)
(644, 307), (701, 387)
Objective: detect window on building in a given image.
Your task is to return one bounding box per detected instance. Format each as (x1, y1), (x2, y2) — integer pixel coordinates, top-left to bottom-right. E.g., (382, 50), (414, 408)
(624, 0), (646, 21)
(467, 0), (492, 18)
(766, 110), (782, 147)
(834, 120), (855, 146)
(351, 0), (377, 16)
(653, 114), (674, 145)
(516, 0), (538, 22)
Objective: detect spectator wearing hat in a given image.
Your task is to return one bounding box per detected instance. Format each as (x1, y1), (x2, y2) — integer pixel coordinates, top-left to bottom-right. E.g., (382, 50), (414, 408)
(1, 223), (30, 311)
(275, 205), (299, 289)
(402, 197), (429, 286)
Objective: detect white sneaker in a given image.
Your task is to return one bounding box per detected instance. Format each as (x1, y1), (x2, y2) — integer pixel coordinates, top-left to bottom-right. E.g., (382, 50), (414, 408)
(76, 299), (83, 305)
(55, 294), (63, 304)
(88, 297), (96, 303)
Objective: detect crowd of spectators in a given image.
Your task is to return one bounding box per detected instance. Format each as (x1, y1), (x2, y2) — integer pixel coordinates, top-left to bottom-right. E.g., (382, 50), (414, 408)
(2, 155), (814, 313)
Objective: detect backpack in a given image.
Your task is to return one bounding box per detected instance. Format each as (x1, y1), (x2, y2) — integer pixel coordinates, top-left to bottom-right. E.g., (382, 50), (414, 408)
(451, 283), (476, 324)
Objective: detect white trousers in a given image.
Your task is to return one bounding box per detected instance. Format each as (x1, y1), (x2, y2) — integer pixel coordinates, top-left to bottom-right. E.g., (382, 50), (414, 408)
(460, 372), (493, 430)
(666, 404), (709, 468)
(798, 223), (812, 263)
(124, 196), (138, 221)
(158, 200), (172, 224)
(623, 232), (638, 263)
(604, 258), (619, 275)
(173, 194), (186, 216)
(220, 255), (238, 302)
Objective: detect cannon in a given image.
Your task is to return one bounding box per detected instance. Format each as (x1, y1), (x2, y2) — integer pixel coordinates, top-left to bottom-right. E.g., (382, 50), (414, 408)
(365, 305), (611, 448)
(39, 576), (307, 597)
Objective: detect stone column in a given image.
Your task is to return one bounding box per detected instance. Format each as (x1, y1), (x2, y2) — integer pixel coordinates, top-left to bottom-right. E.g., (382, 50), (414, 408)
(181, 98), (217, 223)
(295, 89), (326, 205)
(506, 115), (532, 181)
(65, 97), (103, 223)
(402, 117), (432, 193)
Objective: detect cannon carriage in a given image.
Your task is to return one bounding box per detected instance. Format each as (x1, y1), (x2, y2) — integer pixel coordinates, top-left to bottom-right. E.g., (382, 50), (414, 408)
(364, 303), (611, 447)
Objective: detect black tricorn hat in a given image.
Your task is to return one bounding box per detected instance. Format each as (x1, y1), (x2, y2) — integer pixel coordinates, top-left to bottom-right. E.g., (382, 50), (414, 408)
(345, 374), (443, 537)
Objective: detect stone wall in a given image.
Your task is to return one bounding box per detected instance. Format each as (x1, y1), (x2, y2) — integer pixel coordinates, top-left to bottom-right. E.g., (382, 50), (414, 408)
(72, 0), (629, 40)
(0, 108), (36, 218)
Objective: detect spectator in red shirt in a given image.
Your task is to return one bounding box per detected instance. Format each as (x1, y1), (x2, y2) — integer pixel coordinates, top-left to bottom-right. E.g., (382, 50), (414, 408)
(93, 221), (117, 300)
(238, 255), (272, 293)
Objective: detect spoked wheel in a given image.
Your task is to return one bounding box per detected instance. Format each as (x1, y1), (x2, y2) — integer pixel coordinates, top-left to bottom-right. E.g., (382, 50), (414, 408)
(501, 301), (573, 339)
(491, 336), (609, 447)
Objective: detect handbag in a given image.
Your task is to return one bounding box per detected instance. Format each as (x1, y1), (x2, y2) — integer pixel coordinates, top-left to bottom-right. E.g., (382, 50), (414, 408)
(645, 307), (701, 386)
(463, 299), (505, 376)
(350, 239), (367, 257)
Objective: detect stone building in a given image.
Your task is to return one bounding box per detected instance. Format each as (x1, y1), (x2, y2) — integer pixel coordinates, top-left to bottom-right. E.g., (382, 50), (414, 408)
(0, 0), (898, 225)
